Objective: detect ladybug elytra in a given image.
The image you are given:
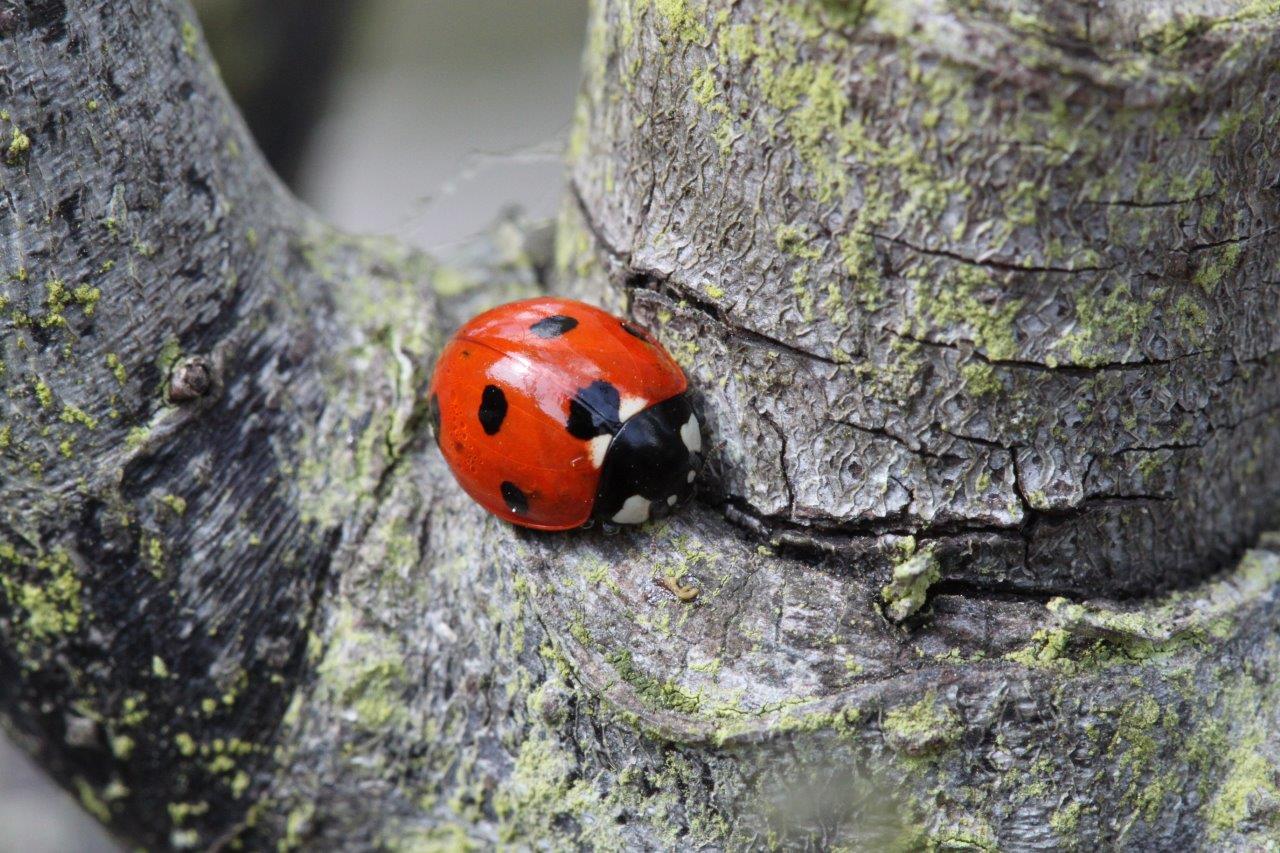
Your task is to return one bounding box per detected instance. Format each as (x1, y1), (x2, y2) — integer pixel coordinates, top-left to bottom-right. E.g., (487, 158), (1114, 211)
(427, 297), (703, 530)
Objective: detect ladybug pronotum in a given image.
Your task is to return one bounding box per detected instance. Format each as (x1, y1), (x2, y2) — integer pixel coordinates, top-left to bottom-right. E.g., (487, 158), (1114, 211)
(427, 297), (703, 531)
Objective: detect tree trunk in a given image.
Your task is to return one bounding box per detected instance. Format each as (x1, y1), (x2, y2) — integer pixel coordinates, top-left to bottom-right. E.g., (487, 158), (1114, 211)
(3, 0), (1280, 849)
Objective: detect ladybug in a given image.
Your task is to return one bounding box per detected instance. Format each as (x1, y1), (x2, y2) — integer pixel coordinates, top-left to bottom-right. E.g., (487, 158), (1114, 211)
(427, 297), (703, 531)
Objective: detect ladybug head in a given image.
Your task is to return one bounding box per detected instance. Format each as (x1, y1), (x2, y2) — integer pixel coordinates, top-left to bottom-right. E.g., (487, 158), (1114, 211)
(592, 394), (702, 526)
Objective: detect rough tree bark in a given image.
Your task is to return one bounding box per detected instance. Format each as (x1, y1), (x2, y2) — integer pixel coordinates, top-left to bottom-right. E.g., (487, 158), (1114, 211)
(3, 0), (1280, 850)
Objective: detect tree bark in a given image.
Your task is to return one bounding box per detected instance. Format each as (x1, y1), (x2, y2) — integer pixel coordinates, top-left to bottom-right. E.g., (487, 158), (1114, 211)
(3, 0), (1280, 850)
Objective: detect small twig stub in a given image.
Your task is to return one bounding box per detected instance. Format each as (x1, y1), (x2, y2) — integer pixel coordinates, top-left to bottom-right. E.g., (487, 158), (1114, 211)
(168, 356), (212, 403)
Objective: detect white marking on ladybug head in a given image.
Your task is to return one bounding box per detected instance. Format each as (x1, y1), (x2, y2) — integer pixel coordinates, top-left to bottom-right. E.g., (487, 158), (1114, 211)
(667, 494), (678, 507)
(618, 394), (648, 423)
(588, 434), (611, 468)
(687, 469), (696, 483)
(612, 495), (650, 525)
(680, 414), (701, 454)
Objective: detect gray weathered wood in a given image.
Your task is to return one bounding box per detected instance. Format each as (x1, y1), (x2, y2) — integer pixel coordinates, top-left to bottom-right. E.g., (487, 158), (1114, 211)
(3, 1), (1280, 849)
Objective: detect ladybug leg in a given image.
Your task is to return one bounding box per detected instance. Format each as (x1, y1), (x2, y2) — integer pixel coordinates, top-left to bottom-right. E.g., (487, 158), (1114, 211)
(602, 522), (621, 536)
(580, 518), (596, 530)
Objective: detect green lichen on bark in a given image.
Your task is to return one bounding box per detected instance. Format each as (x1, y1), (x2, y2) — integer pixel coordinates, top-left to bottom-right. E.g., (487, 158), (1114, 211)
(0, 543), (83, 655)
(881, 693), (961, 758)
(880, 541), (940, 622)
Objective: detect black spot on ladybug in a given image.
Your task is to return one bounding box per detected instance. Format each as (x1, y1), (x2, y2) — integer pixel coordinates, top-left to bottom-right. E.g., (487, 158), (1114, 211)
(530, 314), (579, 338)
(501, 481), (529, 515)
(621, 320), (649, 341)
(427, 393), (442, 447)
(479, 385), (507, 435)
(566, 380), (622, 440)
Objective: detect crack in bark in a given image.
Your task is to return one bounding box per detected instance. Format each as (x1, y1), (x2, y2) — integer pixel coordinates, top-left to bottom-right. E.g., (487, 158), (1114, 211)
(1183, 227), (1277, 253)
(869, 231), (1116, 275)
(889, 327), (1212, 374)
(938, 426), (1009, 452)
(574, 177), (844, 367)
(570, 178), (631, 262)
(576, 178), (1250, 382)
(1078, 192), (1213, 208)
(759, 410), (796, 516)
(624, 265), (842, 365)
(721, 494), (1026, 543)
(926, 578), (1079, 604)
(1207, 396), (1280, 436)
(834, 418), (963, 462)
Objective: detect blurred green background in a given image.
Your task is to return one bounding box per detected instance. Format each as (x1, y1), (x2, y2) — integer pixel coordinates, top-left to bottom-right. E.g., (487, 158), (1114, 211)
(0, 1), (586, 849)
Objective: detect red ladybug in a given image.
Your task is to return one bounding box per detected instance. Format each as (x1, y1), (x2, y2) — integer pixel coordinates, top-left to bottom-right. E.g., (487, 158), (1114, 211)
(427, 297), (703, 531)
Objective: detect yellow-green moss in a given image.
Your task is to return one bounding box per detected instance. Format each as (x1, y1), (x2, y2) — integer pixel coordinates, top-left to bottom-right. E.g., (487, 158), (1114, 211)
(111, 734), (135, 760)
(385, 824), (478, 853)
(38, 279), (99, 328)
(922, 266), (1023, 362)
(882, 693), (961, 757)
(181, 20), (199, 57)
(125, 426), (150, 449)
(167, 800), (209, 825)
(654, 0), (708, 43)
(315, 606), (409, 731)
(158, 338), (182, 372)
(74, 284), (101, 315)
(691, 65), (718, 106)
(160, 494), (188, 516)
(60, 405), (98, 430)
(106, 353), (127, 385)
(5, 126), (29, 165)
(1205, 731), (1280, 837)
(117, 694), (148, 728)
(1110, 694), (1182, 820)
(838, 231), (884, 310)
(880, 546), (940, 622)
(33, 380), (53, 409)
(929, 816), (998, 851)
(606, 648), (701, 713)
(280, 800), (316, 852)
(493, 730), (602, 844)
(0, 544), (84, 650)
(1193, 242), (1244, 293)
(142, 535), (165, 578)
(1058, 281), (1158, 365)
(1004, 627), (1072, 667)
(75, 778), (112, 823)
(230, 770), (251, 798)
(960, 361), (1001, 398)
(175, 732), (197, 757)
(775, 224), (823, 261)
